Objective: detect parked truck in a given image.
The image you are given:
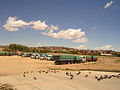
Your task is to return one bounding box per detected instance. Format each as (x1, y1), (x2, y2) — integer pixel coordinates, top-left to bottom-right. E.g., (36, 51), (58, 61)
(52, 55), (97, 65)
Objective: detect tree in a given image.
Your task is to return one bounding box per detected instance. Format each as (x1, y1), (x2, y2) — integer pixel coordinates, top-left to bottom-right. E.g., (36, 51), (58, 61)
(9, 44), (29, 52)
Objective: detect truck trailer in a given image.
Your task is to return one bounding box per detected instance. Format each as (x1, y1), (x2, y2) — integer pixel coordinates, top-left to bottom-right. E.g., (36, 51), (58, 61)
(52, 55), (97, 65)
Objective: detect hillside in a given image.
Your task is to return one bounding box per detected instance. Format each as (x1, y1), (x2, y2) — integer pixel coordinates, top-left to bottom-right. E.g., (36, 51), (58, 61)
(0, 45), (118, 55)
(30, 46), (116, 55)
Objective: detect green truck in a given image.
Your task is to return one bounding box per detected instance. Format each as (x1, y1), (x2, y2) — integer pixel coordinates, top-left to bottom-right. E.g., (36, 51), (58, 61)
(52, 55), (97, 65)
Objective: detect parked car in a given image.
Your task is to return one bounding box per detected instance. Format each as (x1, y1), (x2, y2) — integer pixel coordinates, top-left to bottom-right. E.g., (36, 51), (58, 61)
(45, 55), (53, 60)
(21, 53), (32, 57)
(31, 53), (40, 59)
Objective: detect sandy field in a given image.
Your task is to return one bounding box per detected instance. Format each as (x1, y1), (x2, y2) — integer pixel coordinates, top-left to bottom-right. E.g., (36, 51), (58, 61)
(0, 56), (120, 90)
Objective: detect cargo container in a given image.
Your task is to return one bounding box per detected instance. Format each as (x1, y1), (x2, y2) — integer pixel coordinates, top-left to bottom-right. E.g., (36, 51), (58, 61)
(53, 55), (83, 65)
(53, 55), (97, 65)
(86, 56), (97, 62)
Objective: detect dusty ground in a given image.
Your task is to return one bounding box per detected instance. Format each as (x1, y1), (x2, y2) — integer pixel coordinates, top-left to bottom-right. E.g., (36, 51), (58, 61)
(0, 56), (120, 75)
(0, 70), (120, 90)
(0, 56), (120, 90)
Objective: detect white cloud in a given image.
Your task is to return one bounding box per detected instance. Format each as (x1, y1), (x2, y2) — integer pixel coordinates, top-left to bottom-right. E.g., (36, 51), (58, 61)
(3, 17), (29, 31)
(3, 16), (58, 31)
(37, 42), (49, 46)
(117, 48), (120, 52)
(38, 43), (42, 46)
(43, 28), (85, 39)
(94, 45), (113, 50)
(3, 16), (88, 44)
(47, 24), (59, 32)
(76, 45), (86, 49)
(104, 1), (114, 8)
(114, 48), (120, 52)
(72, 37), (88, 43)
(43, 28), (88, 43)
(29, 20), (48, 30)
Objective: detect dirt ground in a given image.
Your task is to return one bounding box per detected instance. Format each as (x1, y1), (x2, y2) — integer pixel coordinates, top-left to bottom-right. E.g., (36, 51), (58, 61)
(0, 56), (120, 76)
(0, 56), (120, 90)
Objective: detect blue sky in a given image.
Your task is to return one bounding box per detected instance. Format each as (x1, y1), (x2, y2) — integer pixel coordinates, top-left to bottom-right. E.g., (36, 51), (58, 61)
(0, 0), (120, 51)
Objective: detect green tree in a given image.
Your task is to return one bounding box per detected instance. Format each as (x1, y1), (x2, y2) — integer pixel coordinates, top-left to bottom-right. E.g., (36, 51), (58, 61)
(9, 44), (29, 52)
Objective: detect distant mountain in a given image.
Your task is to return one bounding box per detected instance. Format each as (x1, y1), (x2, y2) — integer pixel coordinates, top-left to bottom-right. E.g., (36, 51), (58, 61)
(30, 46), (116, 55)
(0, 45), (116, 55)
